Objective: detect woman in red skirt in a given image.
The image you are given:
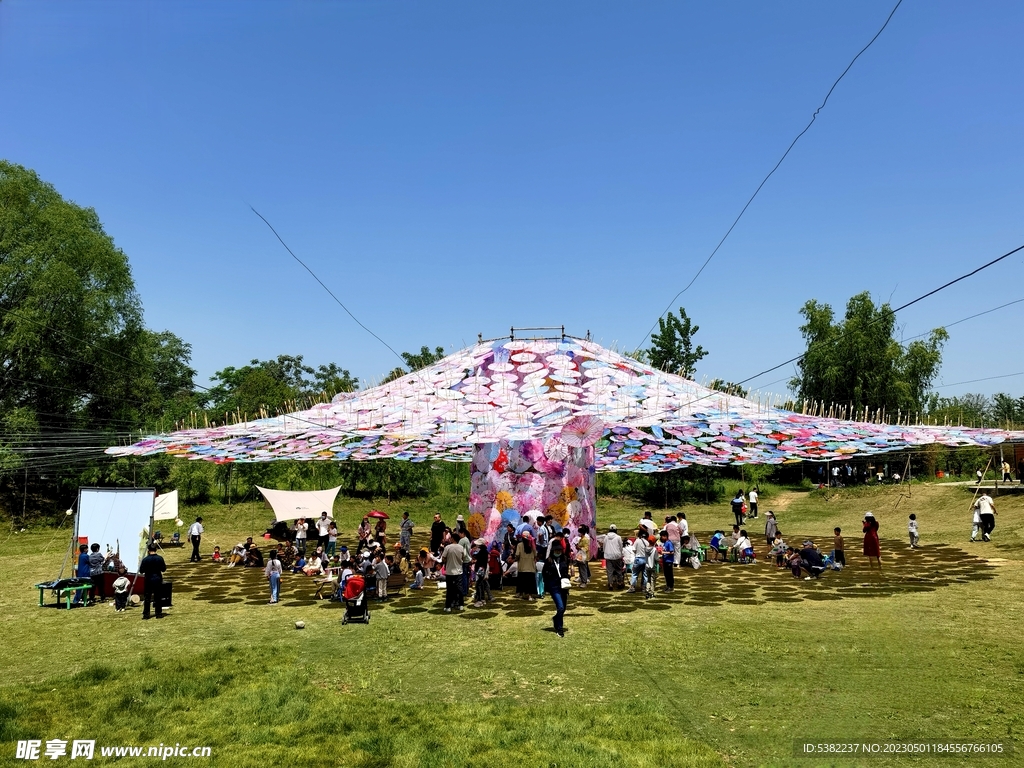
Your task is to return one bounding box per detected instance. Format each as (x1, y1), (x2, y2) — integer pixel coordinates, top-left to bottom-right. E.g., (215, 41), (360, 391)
(862, 512), (881, 569)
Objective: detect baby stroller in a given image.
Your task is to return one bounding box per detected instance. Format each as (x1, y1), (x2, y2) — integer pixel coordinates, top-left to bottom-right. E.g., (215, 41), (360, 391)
(341, 574), (370, 625)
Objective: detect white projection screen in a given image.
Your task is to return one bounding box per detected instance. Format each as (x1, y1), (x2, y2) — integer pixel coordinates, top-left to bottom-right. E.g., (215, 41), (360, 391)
(77, 488), (155, 573)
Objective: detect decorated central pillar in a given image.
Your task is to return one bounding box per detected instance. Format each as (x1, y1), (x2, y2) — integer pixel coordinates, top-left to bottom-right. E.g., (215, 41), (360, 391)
(467, 438), (596, 551)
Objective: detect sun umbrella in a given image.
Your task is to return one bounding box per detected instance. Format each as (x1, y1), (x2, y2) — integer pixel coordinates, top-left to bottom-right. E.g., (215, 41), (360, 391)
(367, 510), (389, 519)
(560, 415), (605, 447)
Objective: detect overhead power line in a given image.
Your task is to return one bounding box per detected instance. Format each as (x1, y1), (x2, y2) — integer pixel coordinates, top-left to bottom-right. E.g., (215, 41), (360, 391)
(250, 206), (408, 368)
(636, 0), (905, 352)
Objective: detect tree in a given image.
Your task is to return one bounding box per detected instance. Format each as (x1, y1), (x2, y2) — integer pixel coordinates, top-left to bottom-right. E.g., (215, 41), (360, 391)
(0, 160), (142, 430)
(990, 392), (1024, 428)
(647, 307), (707, 378)
(791, 291), (948, 416)
(205, 354), (358, 417)
(708, 379), (749, 398)
(382, 345), (447, 384)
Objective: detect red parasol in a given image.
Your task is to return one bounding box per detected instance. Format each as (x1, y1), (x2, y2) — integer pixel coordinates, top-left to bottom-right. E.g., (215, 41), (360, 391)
(560, 415), (605, 447)
(367, 509), (389, 519)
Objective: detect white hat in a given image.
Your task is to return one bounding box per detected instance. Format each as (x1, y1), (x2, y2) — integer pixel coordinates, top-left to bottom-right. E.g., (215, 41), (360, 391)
(456, 515), (464, 522)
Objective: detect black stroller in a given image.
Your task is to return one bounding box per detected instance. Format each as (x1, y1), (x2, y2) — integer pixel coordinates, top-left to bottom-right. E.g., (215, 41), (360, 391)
(340, 574), (370, 625)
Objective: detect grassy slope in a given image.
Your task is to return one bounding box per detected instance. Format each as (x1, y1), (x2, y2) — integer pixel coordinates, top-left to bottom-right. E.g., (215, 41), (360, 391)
(1, 483), (1022, 767)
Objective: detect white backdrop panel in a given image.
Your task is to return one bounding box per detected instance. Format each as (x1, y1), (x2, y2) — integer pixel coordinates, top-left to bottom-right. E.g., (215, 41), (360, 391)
(78, 488), (155, 573)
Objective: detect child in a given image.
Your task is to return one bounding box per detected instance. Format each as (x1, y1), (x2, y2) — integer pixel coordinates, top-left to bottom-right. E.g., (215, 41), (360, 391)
(211, 546), (223, 563)
(831, 527), (846, 567)
(708, 530), (726, 561)
(372, 553), (390, 601)
(112, 566), (131, 612)
(657, 529), (675, 592)
(732, 529), (754, 563)
(908, 514), (920, 548)
(785, 547), (803, 579)
(575, 525), (592, 587)
(769, 532), (787, 567)
(410, 563), (425, 590)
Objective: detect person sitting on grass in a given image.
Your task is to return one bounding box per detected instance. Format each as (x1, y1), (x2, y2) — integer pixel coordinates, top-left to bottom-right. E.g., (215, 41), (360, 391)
(278, 542), (296, 570)
(211, 546), (223, 563)
(410, 562), (426, 590)
(302, 554), (322, 576)
(708, 530), (727, 562)
(228, 543), (248, 567)
(245, 544), (264, 568)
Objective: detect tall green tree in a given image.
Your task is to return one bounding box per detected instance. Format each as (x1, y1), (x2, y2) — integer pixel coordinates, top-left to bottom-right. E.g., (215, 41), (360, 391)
(647, 307), (707, 378)
(382, 345), (447, 384)
(0, 160), (143, 429)
(205, 354), (357, 417)
(791, 291), (948, 415)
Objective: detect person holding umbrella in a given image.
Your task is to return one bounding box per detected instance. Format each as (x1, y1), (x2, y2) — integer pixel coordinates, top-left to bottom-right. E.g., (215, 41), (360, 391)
(369, 510), (388, 547)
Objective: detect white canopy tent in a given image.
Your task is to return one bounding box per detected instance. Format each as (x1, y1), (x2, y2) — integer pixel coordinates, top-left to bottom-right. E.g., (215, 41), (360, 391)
(153, 490), (179, 521)
(256, 486), (342, 522)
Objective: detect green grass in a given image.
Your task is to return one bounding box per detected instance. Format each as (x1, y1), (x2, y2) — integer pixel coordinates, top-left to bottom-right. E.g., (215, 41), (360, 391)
(2, 483), (1023, 766)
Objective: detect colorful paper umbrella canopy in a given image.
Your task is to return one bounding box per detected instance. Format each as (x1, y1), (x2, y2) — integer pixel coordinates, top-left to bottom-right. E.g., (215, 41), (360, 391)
(560, 415), (605, 447)
(366, 510), (389, 519)
(106, 336), (1024, 470)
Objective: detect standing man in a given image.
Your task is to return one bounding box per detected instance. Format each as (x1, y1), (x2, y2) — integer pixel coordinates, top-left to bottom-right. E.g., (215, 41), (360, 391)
(429, 513), (446, 555)
(441, 534), (465, 613)
(294, 517), (308, 556)
(731, 490), (745, 527)
(602, 524), (624, 590)
(315, 511), (332, 551)
(973, 492), (997, 542)
(1002, 460), (1013, 483)
(458, 528), (472, 600)
(400, 511), (415, 559)
(748, 487), (759, 519)
(188, 516), (204, 562)
(138, 543), (167, 620)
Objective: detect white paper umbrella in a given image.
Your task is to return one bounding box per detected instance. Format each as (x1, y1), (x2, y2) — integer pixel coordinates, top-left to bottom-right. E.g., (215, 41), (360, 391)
(560, 415), (605, 447)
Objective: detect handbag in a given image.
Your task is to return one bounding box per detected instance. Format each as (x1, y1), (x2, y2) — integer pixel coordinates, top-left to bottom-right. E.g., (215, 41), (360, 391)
(560, 577), (571, 590)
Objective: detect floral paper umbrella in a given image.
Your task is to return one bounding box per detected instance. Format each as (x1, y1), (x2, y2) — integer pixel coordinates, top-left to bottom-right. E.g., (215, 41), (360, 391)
(560, 415), (605, 447)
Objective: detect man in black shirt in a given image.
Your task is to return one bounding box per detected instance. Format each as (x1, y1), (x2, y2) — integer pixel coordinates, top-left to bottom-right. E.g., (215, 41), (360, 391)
(138, 544), (167, 619)
(429, 513), (446, 555)
(799, 541), (826, 580)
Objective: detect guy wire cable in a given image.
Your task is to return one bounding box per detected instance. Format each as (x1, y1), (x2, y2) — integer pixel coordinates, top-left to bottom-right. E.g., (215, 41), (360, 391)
(635, 0), (905, 352)
(634, 241), (1024, 424)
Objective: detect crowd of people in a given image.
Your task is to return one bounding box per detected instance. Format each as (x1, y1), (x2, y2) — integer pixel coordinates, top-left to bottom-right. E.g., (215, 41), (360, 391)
(83, 481), (1002, 629)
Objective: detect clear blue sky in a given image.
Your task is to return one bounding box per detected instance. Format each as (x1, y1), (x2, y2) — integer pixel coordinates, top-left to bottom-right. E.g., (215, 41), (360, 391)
(2, 1), (1022, 400)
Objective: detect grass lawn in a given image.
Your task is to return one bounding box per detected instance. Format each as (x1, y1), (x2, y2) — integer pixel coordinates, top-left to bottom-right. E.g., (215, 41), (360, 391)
(1, 482), (1022, 766)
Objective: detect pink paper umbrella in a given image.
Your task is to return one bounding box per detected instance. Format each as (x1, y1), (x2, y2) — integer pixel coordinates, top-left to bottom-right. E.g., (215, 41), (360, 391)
(560, 415), (605, 447)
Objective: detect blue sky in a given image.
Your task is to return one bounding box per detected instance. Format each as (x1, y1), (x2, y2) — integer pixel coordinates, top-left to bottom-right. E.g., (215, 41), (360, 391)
(1, 1), (1022, 400)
